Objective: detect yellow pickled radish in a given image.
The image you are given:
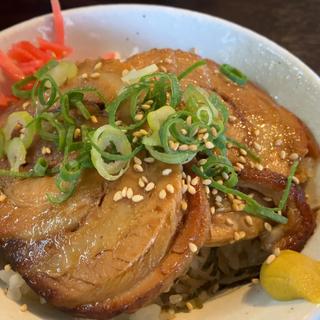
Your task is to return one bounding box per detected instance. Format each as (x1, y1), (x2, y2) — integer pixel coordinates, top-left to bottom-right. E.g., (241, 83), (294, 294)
(260, 250), (320, 303)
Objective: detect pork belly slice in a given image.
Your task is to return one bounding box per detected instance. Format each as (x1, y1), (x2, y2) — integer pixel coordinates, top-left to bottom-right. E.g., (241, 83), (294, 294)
(0, 162), (209, 318)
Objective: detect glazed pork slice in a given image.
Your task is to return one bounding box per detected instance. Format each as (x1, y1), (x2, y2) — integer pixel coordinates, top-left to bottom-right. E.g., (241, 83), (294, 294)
(0, 160), (210, 318)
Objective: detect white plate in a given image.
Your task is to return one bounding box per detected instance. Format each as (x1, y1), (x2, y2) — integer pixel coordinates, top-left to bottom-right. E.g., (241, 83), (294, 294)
(0, 4), (320, 320)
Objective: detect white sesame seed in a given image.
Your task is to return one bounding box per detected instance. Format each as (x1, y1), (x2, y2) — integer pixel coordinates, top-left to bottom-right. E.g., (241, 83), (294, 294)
(188, 242), (198, 253)
(39, 297), (46, 304)
(229, 115), (237, 123)
(162, 168), (172, 176)
(191, 176), (200, 186)
(211, 127), (218, 137)
(0, 192), (7, 202)
(169, 294), (183, 304)
(90, 72), (101, 79)
(164, 184), (174, 194)
(217, 179), (224, 185)
(256, 163), (264, 171)
(74, 128), (81, 139)
(90, 115), (98, 123)
(222, 172), (229, 180)
(245, 215), (253, 226)
(121, 186), (128, 197)
(198, 127), (207, 134)
(238, 156), (247, 164)
(132, 137), (138, 143)
(198, 159), (207, 166)
(181, 200), (188, 211)
(138, 178), (145, 188)
(253, 142), (262, 151)
(274, 139), (283, 146)
(274, 247), (281, 256)
(134, 113), (144, 121)
(236, 162), (244, 170)
(211, 189), (218, 195)
(94, 61), (102, 70)
(264, 222), (272, 232)
(141, 175), (148, 183)
(188, 144), (198, 151)
(254, 129), (260, 136)
(159, 189), (167, 199)
(240, 148), (247, 156)
(203, 132), (209, 140)
(205, 141), (215, 149)
(239, 231), (246, 239)
(292, 176), (300, 184)
(80, 73), (88, 79)
(182, 183), (188, 194)
(113, 191), (123, 202)
(133, 156), (142, 165)
(145, 182), (155, 192)
(126, 187), (133, 199)
(280, 150), (287, 159)
(289, 152), (299, 160)
(202, 179), (212, 186)
(266, 254), (276, 264)
(178, 144), (189, 151)
(210, 206), (216, 215)
(22, 101), (30, 109)
(186, 116), (192, 126)
(186, 302), (194, 311)
(144, 157), (155, 163)
(205, 186), (210, 194)
(181, 128), (188, 135)
(215, 195), (223, 203)
(226, 218), (234, 226)
(187, 185), (196, 195)
(133, 164), (144, 173)
(169, 140), (179, 151)
(132, 195), (144, 203)
(263, 197), (273, 202)
(20, 304), (28, 312)
(234, 232), (241, 241)
(4, 264), (11, 272)
(41, 146), (51, 155)
(141, 103), (151, 110)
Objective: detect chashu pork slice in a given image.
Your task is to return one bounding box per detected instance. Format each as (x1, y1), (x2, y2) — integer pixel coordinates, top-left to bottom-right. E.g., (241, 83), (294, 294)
(125, 49), (317, 249)
(0, 160), (210, 318)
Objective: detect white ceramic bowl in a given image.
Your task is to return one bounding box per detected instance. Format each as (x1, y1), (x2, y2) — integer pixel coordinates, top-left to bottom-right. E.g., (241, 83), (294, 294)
(0, 4), (320, 320)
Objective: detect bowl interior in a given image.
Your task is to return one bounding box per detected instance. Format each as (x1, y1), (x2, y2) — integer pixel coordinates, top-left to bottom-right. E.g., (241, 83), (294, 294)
(0, 4), (320, 320)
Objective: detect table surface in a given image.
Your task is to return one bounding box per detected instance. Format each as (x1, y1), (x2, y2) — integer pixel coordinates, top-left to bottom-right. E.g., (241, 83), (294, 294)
(0, 0), (319, 74)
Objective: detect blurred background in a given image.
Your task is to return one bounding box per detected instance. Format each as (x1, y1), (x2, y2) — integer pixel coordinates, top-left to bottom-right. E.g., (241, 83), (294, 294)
(1, 0), (319, 73)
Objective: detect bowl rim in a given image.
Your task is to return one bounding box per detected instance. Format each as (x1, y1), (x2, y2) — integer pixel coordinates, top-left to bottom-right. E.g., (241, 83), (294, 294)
(0, 3), (319, 84)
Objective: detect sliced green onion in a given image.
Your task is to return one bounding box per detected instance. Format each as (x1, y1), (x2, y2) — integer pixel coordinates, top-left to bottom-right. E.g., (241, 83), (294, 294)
(121, 64), (158, 84)
(12, 76), (36, 99)
(146, 145), (195, 164)
(47, 61), (78, 87)
(33, 157), (48, 176)
(6, 138), (27, 172)
(35, 113), (66, 151)
(143, 105), (176, 146)
(91, 125), (132, 181)
(178, 60), (207, 80)
(3, 111), (36, 148)
(47, 160), (81, 204)
(226, 137), (261, 162)
(34, 60), (59, 79)
(220, 64), (248, 85)
(277, 160), (299, 211)
(193, 165), (287, 224)
(0, 130), (5, 158)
